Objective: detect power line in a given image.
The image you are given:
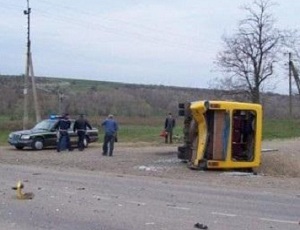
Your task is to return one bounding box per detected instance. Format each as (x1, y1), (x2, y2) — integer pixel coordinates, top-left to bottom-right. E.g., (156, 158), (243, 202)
(31, 1), (218, 53)
(1, 1), (221, 53)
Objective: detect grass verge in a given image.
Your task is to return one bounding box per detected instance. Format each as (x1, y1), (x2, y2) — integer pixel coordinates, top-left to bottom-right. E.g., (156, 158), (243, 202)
(1, 118), (300, 145)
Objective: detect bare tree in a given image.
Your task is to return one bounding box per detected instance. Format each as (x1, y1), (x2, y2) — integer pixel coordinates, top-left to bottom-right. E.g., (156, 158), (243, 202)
(215, 0), (284, 103)
(284, 30), (300, 64)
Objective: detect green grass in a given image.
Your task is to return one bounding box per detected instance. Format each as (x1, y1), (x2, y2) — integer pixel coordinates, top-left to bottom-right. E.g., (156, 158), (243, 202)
(99, 125), (182, 143)
(0, 131), (10, 145)
(115, 125), (162, 142)
(263, 119), (300, 140)
(1, 118), (300, 146)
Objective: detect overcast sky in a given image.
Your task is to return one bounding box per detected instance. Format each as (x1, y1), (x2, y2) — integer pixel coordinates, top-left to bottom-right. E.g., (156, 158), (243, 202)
(1, 0), (299, 94)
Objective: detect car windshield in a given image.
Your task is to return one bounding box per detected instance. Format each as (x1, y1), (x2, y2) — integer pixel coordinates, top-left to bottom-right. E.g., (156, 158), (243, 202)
(32, 119), (57, 130)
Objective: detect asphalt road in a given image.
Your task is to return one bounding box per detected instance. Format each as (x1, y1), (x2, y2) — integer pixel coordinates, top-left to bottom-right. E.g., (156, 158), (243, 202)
(0, 164), (299, 230)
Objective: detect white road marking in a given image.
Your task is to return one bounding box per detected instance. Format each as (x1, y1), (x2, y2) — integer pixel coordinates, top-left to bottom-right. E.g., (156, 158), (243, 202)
(260, 218), (299, 225)
(169, 206), (190, 211)
(126, 200), (146, 206)
(145, 222), (155, 225)
(211, 212), (237, 217)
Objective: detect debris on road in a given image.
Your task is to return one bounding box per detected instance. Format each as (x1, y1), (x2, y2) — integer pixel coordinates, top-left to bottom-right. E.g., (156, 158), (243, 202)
(261, 148), (278, 152)
(12, 181), (34, 200)
(220, 172), (260, 177)
(194, 222), (208, 229)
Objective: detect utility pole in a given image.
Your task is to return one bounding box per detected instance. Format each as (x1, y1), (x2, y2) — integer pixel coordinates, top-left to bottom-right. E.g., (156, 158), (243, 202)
(288, 52), (292, 117)
(23, 0), (30, 130)
(58, 91), (65, 114)
(289, 53), (293, 118)
(23, 0), (40, 130)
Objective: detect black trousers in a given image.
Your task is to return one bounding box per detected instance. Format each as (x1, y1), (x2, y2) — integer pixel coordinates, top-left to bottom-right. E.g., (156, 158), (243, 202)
(102, 134), (115, 156)
(57, 132), (71, 151)
(77, 131), (85, 150)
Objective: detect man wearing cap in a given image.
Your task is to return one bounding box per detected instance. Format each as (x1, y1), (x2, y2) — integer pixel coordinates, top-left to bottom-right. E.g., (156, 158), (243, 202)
(53, 113), (72, 152)
(101, 114), (118, 156)
(73, 114), (92, 151)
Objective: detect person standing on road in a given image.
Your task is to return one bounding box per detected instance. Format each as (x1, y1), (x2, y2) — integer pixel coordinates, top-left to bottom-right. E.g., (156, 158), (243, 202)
(73, 114), (92, 151)
(53, 113), (73, 152)
(164, 112), (176, 144)
(101, 114), (118, 156)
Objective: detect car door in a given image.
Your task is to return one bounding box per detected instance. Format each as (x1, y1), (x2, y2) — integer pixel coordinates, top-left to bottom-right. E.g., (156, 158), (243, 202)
(68, 120), (78, 146)
(46, 120), (60, 147)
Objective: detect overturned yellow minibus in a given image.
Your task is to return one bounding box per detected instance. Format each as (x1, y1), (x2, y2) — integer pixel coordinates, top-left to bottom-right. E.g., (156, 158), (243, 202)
(178, 100), (262, 170)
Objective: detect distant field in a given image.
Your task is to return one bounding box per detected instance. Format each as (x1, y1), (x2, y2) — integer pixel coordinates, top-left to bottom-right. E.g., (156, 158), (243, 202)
(0, 116), (182, 146)
(263, 119), (300, 139)
(1, 117), (300, 146)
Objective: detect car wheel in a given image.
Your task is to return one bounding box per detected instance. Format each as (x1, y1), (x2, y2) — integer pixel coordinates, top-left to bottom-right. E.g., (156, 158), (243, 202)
(83, 136), (89, 148)
(32, 138), (44, 150)
(15, 145), (24, 150)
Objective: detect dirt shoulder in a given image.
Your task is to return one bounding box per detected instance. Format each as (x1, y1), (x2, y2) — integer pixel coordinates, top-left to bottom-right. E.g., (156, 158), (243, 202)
(0, 139), (299, 193)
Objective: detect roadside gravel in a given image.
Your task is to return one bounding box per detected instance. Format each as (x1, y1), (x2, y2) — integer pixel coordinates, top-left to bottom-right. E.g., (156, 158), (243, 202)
(0, 138), (299, 193)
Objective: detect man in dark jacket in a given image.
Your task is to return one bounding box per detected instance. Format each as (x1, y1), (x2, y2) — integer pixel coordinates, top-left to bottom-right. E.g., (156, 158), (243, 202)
(53, 113), (72, 152)
(164, 112), (176, 144)
(73, 114), (92, 151)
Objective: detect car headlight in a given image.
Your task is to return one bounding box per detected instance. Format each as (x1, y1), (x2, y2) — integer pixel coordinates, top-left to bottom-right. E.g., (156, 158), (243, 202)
(9, 133), (13, 138)
(20, 135), (31, 140)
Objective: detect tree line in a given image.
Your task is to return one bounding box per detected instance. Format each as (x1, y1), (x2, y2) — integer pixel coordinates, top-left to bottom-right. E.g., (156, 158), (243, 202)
(1, 75), (300, 124)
